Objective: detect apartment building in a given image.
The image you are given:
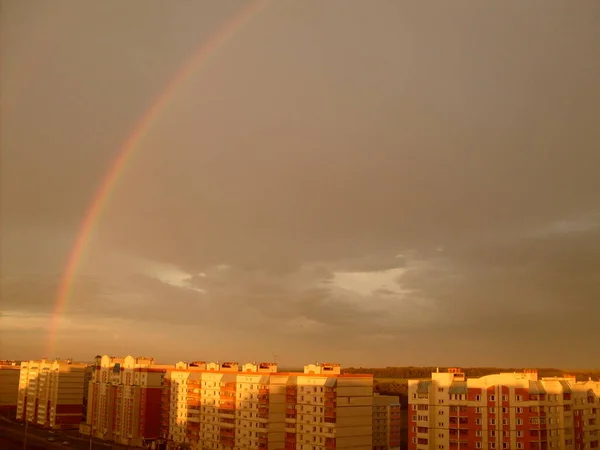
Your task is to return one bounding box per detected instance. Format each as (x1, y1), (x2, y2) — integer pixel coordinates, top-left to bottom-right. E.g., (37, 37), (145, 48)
(373, 394), (401, 450)
(163, 361), (374, 450)
(407, 368), (600, 450)
(16, 358), (87, 429)
(0, 361), (20, 417)
(84, 354), (169, 447)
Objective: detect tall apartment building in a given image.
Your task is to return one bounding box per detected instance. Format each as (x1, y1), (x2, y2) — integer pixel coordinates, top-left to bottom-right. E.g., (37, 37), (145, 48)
(164, 361), (374, 450)
(407, 368), (600, 450)
(0, 361), (20, 417)
(373, 394), (401, 450)
(84, 354), (169, 447)
(16, 358), (87, 429)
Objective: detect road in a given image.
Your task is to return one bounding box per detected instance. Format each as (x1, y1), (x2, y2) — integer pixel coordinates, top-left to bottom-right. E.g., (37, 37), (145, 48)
(0, 417), (116, 450)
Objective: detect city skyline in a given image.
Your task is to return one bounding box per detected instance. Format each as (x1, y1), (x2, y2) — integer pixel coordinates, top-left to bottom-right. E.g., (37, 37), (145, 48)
(2, 0), (600, 368)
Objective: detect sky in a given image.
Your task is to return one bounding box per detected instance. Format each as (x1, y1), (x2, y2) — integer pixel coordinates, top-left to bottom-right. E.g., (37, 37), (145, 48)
(1, 0), (599, 369)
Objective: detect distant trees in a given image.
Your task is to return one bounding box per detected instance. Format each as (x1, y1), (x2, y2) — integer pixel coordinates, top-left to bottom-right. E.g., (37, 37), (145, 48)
(342, 366), (599, 381)
(348, 366), (600, 411)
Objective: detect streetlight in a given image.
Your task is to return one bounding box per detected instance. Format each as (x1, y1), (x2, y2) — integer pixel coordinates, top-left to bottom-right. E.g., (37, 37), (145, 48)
(23, 418), (28, 450)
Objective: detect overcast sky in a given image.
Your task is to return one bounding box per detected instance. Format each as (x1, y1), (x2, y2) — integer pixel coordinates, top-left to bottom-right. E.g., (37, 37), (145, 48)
(1, 0), (599, 369)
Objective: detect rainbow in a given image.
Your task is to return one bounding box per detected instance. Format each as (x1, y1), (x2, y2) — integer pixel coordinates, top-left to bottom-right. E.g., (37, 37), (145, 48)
(47, 0), (268, 356)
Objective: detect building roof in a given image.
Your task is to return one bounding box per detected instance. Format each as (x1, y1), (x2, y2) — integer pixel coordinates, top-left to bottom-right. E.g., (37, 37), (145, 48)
(559, 380), (572, 393)
(448, 381), (468, 395)
(529, 381), (547, 394)
(324, 377), (337, 388)
(416, 380), (431, 394)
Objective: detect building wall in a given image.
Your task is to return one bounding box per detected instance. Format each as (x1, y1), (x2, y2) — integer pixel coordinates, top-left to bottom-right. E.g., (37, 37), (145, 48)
(407, 368), (600, 450)
(16, 359), (87, 429)
(0, 363), (20, 417)
(373, 394), (401, 450)
(85, 355), (166, 446)
(164, 362), (374, 450)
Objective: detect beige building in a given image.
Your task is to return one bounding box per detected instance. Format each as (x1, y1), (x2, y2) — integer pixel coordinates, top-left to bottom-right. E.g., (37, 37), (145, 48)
(373, 394), (401, 450)
(17, 359), (87, 429)
(408, 368), (600, 450)
(0, 361), (20, 417)
(165, 361), (374, 450)
(83, 354), (169, 447)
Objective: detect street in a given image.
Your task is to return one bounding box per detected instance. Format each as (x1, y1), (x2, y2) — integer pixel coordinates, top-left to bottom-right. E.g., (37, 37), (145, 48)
(0, 417), (116, 450)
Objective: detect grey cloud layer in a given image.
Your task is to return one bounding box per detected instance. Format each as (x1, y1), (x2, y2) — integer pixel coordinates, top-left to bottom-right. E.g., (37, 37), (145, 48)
(1, 0), (600, 366)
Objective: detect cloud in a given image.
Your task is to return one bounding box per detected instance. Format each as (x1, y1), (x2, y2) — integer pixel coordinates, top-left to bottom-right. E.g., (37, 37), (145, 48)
(2, 0), (600, 367)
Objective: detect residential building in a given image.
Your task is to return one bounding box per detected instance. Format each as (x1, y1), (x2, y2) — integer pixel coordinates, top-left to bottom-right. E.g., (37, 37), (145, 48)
(0, 361), (20, 418)
(164, 361), (374, 450)
(83, 354), (169, 447)
(373, 394), (401, 450)
(16, 358), (87, 429)
(407, 368), (600, 450)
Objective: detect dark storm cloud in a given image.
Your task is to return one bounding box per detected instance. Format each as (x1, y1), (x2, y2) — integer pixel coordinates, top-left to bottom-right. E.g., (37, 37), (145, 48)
(2, 0), (600, 366)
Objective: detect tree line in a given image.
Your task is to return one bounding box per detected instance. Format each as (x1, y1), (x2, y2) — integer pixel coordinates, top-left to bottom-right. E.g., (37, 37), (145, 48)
(342, 366), (600, 380)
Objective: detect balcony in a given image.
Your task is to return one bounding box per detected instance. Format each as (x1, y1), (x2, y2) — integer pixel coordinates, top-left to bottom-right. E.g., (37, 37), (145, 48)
(325, 438), (336, 449)
(220, 428), (235, 438)
(286, 395), (297, 404)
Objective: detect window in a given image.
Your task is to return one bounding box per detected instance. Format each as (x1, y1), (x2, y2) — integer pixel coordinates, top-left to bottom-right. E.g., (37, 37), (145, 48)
(475, 419), (482, 425)
(476, 431), (482, 437)
(490, 419), (496, 425)
(476, 407), (482, 413)
(412, 405), (417, 410)
(489, 395), (496, 401)
(516, 418), (523, 425)
(438, 388), (444, 392)
(516, 395), (523, 401)
(502, 395), (508, 402)
(476, 444), (481, 449)
(517, 444), (524, 449)
(475, 395), (481, 401)
(503, 419), (508, 425)
(490, 444), (496, 449)
(516, 407), (523, 414)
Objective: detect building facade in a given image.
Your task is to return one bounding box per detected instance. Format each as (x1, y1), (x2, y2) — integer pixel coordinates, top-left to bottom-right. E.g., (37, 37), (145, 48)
(163, 361), (374, 450)
(0, 361), (20, 418)
(408, 368), (600, 450)
(373, 394), (401, 450)
(16, 359), (87, 429)
(84, 355), (169, 447)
